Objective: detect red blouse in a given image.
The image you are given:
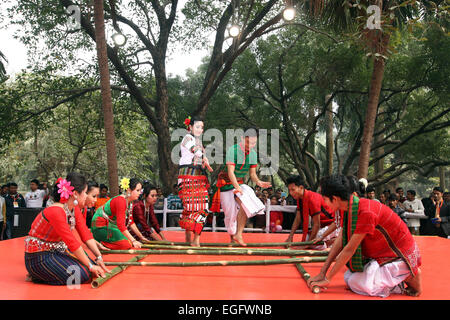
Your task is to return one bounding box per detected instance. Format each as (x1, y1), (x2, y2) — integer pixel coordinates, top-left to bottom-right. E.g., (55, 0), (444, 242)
(354, 198), (421, 275)
(297, 190), (335, 241)
(26, 206), (93, 253)
(108, 196), (134, 232)
(132, 200), (161, 234)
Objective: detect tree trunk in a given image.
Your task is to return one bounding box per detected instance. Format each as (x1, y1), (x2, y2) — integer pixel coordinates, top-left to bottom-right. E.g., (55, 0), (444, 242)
(325, 94), (333, 176)
(94, 0), (119, 196)
(439, 166), (446, 191)
(357, 32), (390, 179)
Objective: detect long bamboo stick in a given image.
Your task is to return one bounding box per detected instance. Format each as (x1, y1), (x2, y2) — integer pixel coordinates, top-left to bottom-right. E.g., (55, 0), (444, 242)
(142, 240), (323, 247)
(140, 243), (324, 251)
(103, 256), (327, 267)
(91, 253), (149, 289)
(100, 248), (329, 256)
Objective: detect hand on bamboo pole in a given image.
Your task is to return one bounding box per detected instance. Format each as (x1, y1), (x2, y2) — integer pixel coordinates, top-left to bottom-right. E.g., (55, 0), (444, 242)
(306, 273), (328, 293)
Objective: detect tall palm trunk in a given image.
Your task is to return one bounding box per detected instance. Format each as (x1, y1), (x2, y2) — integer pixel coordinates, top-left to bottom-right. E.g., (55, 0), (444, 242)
(94, 0), (119, 196)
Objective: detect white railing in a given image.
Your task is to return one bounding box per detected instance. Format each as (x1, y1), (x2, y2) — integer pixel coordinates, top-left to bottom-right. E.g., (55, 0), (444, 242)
(154, 198), (306, 234)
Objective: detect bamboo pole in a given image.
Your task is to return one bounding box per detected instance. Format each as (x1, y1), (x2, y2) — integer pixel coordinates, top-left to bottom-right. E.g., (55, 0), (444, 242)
(100, 248), (329, 257)
(91, 253), (149, 289)
(294, 261), (321, 294)
(103, 256), (327, 267)
(142, 240), (323, 247)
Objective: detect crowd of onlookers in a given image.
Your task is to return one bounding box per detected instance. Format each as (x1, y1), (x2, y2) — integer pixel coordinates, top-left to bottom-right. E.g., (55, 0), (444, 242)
(1, 178), (449, 240)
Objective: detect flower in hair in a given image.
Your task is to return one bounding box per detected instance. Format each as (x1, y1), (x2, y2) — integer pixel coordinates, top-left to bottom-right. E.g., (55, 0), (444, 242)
(120, 177), (130, 191)
(184, 116), (191, 128)
(57, 179), (74, 203)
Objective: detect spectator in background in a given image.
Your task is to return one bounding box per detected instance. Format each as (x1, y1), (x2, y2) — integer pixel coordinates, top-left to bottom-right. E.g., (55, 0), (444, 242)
(38, 183), (50, 208)
(379, 193), (387, 205)
(94, 184), (110, 211)
(167, 184), (183, 227)
(388, 194), (407, 224)
(0, 195), (6, 240)
(396, 187), (406, 204)
(366, 186), (380, 202)
(383, 189), (391, 202)
(444, 192), (450, 205)
(255, 185), (262, 194)
(154, 187), (165, 211)
(280, 192), (287, 206)
(402, 190), (426, 235)
(25, 179), (46, 208)
(423, 187), (449, 238)
(1, 184), (8, 198)
(269, 195), (283, 232)
(4, 182), (26, 239)
(262, 189), (269, 200)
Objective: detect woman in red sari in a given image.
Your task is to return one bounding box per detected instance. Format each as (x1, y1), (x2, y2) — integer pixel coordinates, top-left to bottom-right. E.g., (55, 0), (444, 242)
(308, 174), (422, 298)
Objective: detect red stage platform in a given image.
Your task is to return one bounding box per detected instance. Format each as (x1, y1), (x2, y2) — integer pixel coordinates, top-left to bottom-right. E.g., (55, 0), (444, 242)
(0, 231), (448, 300)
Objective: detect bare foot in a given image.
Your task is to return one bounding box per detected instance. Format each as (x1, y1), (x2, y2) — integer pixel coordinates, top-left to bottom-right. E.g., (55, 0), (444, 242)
(190, 242), (200, 247)
(405, 287), (420, 297)
(232, 235), (247, 247)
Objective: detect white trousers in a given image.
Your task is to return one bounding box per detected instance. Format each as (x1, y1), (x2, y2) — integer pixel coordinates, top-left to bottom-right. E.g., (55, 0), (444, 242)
(344, 259), (411, 298)
(220, 190), (240, 235)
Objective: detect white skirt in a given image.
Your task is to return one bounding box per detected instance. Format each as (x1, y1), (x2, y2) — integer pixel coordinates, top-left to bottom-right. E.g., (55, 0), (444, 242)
(344, 259), (411, 298)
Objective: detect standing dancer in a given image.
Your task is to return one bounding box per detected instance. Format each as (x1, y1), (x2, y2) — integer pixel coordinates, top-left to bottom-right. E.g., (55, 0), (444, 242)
(210, 128), (271, 246)
(178, 116), (213, 247)
(91, 178), (147, 250)
(24, 173), (108, 285)
(308, 174), (422, 297)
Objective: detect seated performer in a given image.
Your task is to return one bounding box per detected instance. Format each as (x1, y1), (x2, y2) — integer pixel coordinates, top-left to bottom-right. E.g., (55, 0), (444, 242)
(91, 178), (148, 250)
(24, 173), (108, 285)
(78, 181), (110, 251)
(285, 175), (336, 248)
(178, 116), (213, 246)
(131, 184), (166, 241)
(210, 127), (271, 246)
(308, 174), (422, 297)
(311, 176), (366, 247)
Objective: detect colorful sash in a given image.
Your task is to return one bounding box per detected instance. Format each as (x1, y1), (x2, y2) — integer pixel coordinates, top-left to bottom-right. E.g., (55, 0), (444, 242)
(342, 195), (369, 272)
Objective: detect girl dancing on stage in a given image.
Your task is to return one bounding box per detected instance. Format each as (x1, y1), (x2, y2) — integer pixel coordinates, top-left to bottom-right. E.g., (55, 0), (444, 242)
(178, 116), (213, 247)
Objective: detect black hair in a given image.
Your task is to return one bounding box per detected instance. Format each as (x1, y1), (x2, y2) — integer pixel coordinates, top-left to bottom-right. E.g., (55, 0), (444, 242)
(52, 172), (87, 203)
(346, 176), (365, 197)
(407, 190), (416, 196)
(286, 175), (306, 187)
(383, 189), (391, 194)
(189, 116), (204, 127)
(243, 127), (258, 137)
(9, 182), (18, 187)
(388, 194), (398, 201)
(143, 184), (157, 198)
(100, 184), (108, 191)
(319, 174), (352, 201)
(366, 186), (375, 193)
(129, 178), (142, 191)
(31, 179), (39, 185)
(1, 185), (7, 189)
(444, 192), (450, 196)
(87, 181), (99, 193)
(270, 195), (279, 200)
(395, 187), (403, 192)
(433, 186), (444, 193)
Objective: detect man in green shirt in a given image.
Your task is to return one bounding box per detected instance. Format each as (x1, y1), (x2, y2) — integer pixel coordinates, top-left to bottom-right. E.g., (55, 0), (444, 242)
(212, 128), (271, 246)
